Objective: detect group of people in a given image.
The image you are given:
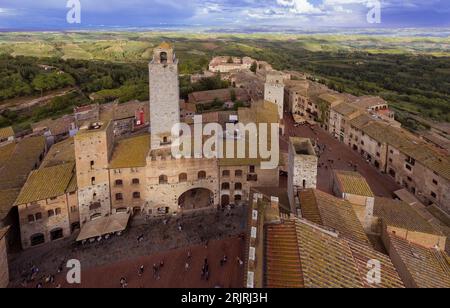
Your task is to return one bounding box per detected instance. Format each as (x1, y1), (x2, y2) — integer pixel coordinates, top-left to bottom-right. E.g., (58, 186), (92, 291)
(118, 260), (165, 288)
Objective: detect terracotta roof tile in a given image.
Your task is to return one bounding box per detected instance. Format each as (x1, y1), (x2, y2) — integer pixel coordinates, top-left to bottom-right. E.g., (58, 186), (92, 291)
(299, 189), (371, 245)
(388, 234), (450, 288)
(15, 163), (75, 205)
(0, 136), (46, 190)
(0, 126), (14, 140)
(265, 219), (405, 288)
(110, 134), (150, 169)
(374, 197), (442, 235)
(334, 170), (374, 197)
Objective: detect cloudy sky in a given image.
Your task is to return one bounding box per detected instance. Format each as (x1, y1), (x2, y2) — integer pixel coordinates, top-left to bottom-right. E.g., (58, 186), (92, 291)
(0, 0), (448, 30)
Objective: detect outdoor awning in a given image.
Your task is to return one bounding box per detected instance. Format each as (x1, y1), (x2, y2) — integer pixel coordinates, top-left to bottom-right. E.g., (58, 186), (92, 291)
(76, 212), (130, 242)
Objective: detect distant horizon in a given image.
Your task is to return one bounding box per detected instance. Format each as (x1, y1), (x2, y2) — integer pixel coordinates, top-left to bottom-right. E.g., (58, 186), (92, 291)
(0, 26), (449, 38)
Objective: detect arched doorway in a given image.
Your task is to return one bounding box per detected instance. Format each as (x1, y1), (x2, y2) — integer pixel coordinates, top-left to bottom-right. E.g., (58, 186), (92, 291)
(30, 233), (45, 247)
(221, 195), (230, 207)
(50, 228), (63, 241)
(178, 188), (214, 210)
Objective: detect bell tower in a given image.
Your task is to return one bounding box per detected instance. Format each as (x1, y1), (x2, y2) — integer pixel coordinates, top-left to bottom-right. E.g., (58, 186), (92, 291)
(149, 42), (180, 149)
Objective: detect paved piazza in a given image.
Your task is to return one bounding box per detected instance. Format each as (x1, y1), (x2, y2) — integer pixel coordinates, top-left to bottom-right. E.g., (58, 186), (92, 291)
(8, 206), (247, 288)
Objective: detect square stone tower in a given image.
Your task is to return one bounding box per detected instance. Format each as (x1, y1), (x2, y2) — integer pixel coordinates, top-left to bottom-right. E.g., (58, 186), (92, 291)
(288, 137), (318, 211)
(74, 121), (114, 225)
(264, 71), (287, 120)
(149, 42), (181, 149)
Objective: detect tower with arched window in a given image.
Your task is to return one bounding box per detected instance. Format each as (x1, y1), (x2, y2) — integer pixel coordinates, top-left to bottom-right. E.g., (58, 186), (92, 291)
(149, 42), (181, 149)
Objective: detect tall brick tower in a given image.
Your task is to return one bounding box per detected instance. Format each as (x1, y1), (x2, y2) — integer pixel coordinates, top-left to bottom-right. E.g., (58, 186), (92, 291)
(149, 42), (181, 149)
(74, 121), (114, 225)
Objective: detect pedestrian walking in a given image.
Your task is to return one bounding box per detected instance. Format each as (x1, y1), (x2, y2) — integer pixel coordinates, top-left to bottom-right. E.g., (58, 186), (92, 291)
(138, 265), (145, 277)
(120, 277), (128, 288)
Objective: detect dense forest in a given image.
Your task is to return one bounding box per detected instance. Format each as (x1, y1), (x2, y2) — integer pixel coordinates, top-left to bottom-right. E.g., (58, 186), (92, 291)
(0, 33), (449, 131)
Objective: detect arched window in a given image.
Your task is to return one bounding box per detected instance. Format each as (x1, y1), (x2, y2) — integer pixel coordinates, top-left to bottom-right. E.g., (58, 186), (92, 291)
(159, 175), (168, 184)
(198, 171), (206, 180)
(234, 195), (242, 201)
(115, 193), (123, 201)
(48, 210), (55, 218)
(160, 52), (168, 64)
(133, 192), (141, 199)
(222, 183), (230, 190)
(235, 183), (242, 190)
(132, 178), (140, 185)
(115, 179), (123, 186)
(179, 173), (188, 183)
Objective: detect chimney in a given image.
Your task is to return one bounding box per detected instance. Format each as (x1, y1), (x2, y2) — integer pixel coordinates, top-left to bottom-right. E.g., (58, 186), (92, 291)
(364, 197), (375, 232)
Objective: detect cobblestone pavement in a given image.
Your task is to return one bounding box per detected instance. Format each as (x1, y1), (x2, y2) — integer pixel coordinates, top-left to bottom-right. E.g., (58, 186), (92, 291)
(283, 114), (400, 197)
(9, 205), (247, 288)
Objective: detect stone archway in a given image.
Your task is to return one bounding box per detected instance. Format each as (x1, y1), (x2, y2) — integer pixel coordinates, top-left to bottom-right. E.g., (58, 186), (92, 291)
(30, 233), (45, 247)
(178, 188), (214, 210)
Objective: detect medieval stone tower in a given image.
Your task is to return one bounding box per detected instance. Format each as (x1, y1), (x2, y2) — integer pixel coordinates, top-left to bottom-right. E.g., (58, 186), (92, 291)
(74, 121), (114, 225)
(264, 71), (286, 120)
(149, 42), (181, 149)
(288, 137), (318, 211)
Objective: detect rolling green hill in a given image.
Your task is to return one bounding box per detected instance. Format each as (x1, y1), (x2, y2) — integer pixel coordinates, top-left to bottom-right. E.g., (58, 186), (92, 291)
(0, 31), (449, 131)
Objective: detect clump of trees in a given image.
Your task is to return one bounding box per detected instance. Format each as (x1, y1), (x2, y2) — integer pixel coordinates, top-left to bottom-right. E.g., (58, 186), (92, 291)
(32, 72), (75, 96)
(180, 74), (230, 100)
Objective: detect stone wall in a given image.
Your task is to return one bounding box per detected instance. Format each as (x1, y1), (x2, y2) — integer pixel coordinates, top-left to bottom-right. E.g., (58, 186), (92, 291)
(18, 195), (71, 249)
(288, 139), (318, 209)
(110, 167), (146, 213)
(0, 231), (8, 288)
(265, 74), (285, 119)
(144, 156), (219, 215)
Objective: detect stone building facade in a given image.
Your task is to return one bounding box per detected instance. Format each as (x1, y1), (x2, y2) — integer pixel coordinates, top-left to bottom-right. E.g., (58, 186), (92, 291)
(208, 56), (255, 73)
(144, 150), (219, 214)
(14, 163), (78, 249)
(74, 121), (114, 225)
(386, 143), (450, 212)
(329, 103), (361, 142)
